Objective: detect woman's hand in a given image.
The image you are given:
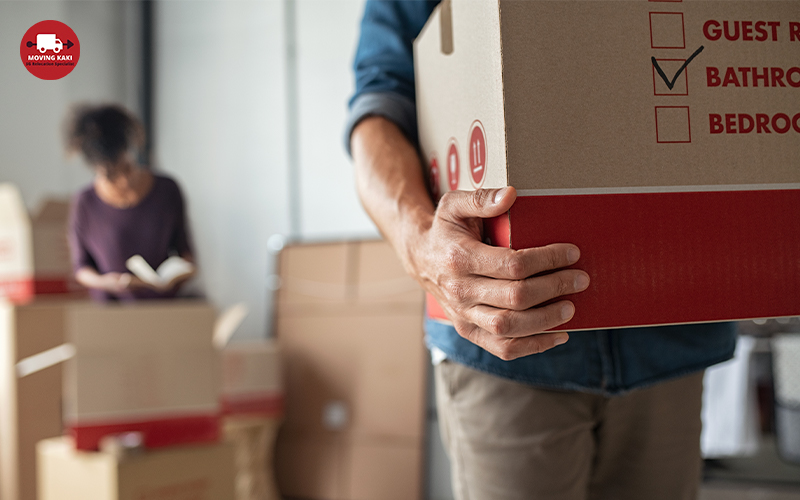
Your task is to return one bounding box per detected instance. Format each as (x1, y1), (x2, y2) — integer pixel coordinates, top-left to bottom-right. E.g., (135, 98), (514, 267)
(75, 267), (153, 293)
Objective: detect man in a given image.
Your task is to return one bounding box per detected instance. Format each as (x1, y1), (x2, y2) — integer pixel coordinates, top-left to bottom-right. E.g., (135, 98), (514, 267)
(345, 2), (736, 499)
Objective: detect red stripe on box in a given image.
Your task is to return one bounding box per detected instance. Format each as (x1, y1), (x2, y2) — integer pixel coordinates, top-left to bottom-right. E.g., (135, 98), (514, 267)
(68, 413), (220, 451)
(34, 278), (70, 294)
(0, 278), (34, 303)
(427, 189), (800, 330)
(220, 392), (284, 417)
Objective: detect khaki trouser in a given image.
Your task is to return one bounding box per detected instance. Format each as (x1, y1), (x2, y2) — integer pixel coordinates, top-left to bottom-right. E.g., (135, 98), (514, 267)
(435, 361), (705, 500)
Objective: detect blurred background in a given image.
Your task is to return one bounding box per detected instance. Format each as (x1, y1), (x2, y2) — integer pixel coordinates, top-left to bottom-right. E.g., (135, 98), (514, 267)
(1, 0), (375, 343)
(2, 2), (800, 500)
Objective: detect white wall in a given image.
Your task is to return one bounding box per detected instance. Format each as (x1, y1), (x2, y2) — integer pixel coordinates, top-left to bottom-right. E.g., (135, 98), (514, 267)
(0, 1), (139, 210)
(155, 0), (378, 341)
(155, 1), (291, 341)
(295, 0), (378, 238)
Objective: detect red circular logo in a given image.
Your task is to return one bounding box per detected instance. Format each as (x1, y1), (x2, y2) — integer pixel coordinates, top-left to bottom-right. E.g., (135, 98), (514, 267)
(447, 141), (460, 191)
(468, 121), (487, 187)
(20, 20), (80, 80)
(429, 155), (441, 201)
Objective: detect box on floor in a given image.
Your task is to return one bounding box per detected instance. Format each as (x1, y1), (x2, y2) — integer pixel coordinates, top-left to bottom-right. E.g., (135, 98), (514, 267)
(0, 299), (73, 500)
(221, 340), (284, 500)
(416, 1), (800, 330)
(274, 240), (427, 500)
(37, 437), (235, 500)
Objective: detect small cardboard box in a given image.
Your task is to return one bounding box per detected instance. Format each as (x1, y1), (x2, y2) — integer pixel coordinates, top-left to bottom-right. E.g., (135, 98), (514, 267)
(63, 301), (221, 451)
(415, 1), (800, 330)
(0, 299), (70, 500)
(0, 184), (79, 302)
(30, 200), (78, 295)
(37, 437), (236, 500)
(221, 340), (283, 417)
(274, 240), (427, 500)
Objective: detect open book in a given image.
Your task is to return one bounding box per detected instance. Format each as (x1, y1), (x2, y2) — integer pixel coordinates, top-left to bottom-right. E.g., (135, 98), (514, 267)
(125, 255), (195, 290)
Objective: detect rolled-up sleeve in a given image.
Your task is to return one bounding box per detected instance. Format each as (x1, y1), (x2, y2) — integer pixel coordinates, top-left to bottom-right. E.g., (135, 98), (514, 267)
(344, 0), (439, 155)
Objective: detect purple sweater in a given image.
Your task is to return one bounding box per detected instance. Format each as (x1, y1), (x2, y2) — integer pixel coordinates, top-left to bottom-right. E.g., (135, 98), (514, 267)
(68, 174), (194, 302)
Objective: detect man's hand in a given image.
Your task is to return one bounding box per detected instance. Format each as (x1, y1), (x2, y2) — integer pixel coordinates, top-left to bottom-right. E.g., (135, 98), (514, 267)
(411, 187), (589, 360)
(351, 116), (589, 361)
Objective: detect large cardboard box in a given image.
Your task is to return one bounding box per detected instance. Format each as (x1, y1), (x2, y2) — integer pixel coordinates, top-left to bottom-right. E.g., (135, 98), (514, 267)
(0, 299), (70, 500)
(0, 184), (79, 302)
(63, 301), (221, 451)
(415, 1), (800, 330)
(274, 240), (427, 500)
(37, 437), (235, 500)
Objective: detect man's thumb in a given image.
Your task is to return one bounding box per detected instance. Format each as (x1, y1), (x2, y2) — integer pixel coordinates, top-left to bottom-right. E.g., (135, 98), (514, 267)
(437, 187), (516, 221)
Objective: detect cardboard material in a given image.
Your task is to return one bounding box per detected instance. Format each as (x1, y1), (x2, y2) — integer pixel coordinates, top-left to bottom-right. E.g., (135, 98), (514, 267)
(221, 340), (283, 417)
(276, 433), (423, 500)
(63, 301), (221, 450)
(30, 200), (77, 294)
(0, 185), (79, 302)
(0, 185), (34, 302)
(0, 299), (71, 500)
(37, 437), (236, 500)
(274, 240), (426, 500)
(415, 1), (800, 330)
(222, 416), (282, 500)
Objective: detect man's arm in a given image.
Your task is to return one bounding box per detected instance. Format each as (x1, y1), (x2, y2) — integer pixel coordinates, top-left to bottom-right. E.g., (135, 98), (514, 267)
(351, 116), (590, 360)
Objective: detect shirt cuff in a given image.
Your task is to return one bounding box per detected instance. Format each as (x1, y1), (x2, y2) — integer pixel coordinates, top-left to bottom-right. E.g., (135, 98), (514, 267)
(343, 92), (418, 157)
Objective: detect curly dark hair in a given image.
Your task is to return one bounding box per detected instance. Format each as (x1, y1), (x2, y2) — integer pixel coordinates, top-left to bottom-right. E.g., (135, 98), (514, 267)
(65, 104), (146, 175)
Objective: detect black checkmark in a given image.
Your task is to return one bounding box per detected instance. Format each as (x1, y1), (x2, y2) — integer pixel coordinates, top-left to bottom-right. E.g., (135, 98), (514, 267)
(652, 45), (704, 91)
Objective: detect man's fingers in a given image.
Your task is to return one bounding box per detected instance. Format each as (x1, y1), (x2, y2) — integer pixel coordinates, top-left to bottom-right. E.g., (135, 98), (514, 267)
(463, 301), (575, 339)
(459, 322), (570, 361)
(437, 187), (516, 222)
(457, 242), (581, 280)
(469, 270), (590, 310)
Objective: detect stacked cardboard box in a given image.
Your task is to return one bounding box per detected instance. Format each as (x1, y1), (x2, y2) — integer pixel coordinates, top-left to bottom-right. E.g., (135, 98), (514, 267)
(416, 1), (800, 330)
(274, 240), (427, 500)
(221, 340), (283, 417)
(0, 299), (70, 500)
(0, 184), (79, 303)
(63, 301), (222, 451)
(221, 340), (284, 500)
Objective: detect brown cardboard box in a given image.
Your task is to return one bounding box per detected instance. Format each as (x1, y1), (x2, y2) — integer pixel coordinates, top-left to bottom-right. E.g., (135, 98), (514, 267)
(0, 185), (34, 302)
(415, 1), (800, 330)
(0, 299), (70, 500)
(221, 340), (283, 416)
(37, 437), (236, 500)
(30, 200), (78, 295)
(274, 240), (427, 500)
(0, 185), (78, 302)
(63, 301), (221, 451)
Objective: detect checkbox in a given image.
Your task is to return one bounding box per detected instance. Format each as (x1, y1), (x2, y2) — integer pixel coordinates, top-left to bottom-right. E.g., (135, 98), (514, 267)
(652, 59), (689, 95)
(650, 12), (685, 49)
(655, 106), (691, 143)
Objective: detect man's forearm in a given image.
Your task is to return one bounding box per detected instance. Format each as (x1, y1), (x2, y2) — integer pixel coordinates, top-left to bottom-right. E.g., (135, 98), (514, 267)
(351, 116), (434, 276)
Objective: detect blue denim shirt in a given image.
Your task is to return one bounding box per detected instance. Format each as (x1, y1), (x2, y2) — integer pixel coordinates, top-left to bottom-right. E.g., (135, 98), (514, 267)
(346, 0), (737, 395)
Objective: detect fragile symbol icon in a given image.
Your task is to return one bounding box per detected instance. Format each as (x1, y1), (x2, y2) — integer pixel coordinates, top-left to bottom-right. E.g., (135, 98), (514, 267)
(468, 121), (486, 187)
(447, 141), (459, 191)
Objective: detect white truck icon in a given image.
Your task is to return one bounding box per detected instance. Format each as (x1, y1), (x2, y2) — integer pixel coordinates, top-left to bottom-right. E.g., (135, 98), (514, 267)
(36, 34), (63, 53)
